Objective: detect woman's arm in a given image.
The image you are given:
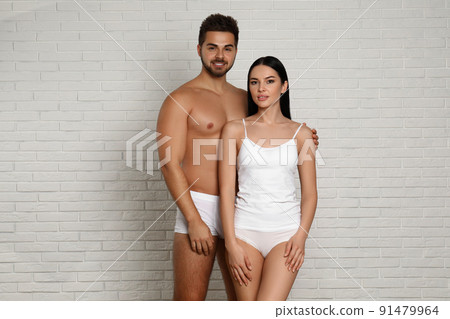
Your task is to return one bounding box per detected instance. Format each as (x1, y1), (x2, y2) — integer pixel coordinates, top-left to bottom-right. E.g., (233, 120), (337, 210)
(284, 125), (318, 272)
(219, 121), (252, 285)
(219, 121), (239, 247)
(297, 125), (318, 237)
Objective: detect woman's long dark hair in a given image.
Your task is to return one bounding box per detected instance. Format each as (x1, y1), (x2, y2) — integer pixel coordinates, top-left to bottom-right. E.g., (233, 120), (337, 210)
(247, 56), (291, 119)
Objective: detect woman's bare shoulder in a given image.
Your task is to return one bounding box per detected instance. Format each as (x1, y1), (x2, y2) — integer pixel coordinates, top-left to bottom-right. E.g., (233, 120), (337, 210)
(294, 122), (313, 141)
(221, 119), (245, 138)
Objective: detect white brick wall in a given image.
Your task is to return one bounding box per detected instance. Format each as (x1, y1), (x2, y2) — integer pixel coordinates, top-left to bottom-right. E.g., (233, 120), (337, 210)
(0, 0), (449, 300)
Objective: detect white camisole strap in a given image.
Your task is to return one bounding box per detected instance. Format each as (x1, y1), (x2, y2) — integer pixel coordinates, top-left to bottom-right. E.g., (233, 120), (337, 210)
(292, 123), (303, 139)
(242, 118), (248, 138)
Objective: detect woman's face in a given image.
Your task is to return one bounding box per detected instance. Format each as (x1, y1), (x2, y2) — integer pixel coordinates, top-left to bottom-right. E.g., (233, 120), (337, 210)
(248, 65), (287, 110)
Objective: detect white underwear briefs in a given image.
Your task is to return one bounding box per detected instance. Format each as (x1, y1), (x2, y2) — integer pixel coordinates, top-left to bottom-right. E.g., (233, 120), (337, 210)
(174, 190), (224, 238)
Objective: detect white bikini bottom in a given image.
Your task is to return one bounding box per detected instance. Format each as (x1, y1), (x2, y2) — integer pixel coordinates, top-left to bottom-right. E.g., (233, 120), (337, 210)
(235, 228), (298, 258)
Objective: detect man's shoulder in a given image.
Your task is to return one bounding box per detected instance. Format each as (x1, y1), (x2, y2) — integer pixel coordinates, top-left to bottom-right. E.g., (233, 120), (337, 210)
(170, 82), (199, 97)
(165, 79), (246, 104)
(162, 82), (200, 107)
(226, 84), (246, 97)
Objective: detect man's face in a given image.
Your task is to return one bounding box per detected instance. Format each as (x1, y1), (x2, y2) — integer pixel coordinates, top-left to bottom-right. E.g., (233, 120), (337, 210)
(198, 31), (237, 78)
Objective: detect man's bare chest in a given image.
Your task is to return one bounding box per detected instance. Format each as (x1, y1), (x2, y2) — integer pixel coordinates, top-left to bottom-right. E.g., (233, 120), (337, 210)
(186, 95), (245, 137)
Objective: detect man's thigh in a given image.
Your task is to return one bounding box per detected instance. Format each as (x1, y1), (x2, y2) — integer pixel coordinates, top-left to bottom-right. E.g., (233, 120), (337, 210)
(173, 232), (218, 301)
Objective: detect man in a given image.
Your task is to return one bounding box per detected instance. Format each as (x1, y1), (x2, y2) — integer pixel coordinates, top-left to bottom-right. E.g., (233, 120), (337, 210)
(156, 14), (318, 300)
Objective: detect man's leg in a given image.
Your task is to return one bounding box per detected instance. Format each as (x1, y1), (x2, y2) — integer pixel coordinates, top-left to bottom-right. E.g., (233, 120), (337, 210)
(216, 238), (237, 300)
(173, 233), (218, 300)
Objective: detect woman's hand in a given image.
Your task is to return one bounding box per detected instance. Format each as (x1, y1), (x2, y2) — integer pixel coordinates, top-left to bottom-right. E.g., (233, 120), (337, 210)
(284, 232), (307, 272)
(227, 242), (252, 286)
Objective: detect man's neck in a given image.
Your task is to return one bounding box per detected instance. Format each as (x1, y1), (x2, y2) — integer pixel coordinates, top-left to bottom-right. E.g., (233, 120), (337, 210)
(196, 68), (229, 94)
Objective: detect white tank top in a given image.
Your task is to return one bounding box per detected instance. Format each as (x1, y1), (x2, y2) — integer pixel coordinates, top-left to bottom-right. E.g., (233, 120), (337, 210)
(234, 119), (303, 232)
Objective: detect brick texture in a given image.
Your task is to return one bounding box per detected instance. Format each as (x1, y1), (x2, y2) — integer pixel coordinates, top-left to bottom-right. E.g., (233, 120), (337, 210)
(0, 0), (449, 300)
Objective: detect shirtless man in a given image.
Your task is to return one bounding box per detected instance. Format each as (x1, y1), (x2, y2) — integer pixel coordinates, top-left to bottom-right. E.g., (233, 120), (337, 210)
(156, 14), (318, 300)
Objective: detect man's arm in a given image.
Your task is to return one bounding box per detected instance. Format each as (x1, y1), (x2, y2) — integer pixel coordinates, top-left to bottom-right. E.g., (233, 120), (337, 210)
(156, 92), (213, 256)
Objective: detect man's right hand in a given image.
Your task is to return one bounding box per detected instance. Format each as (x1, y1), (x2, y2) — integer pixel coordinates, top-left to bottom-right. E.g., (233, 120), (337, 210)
(187, 218), (214, 256)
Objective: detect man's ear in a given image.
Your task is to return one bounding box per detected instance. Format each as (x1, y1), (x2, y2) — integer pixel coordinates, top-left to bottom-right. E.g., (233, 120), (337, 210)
(197, 44), (201, 57)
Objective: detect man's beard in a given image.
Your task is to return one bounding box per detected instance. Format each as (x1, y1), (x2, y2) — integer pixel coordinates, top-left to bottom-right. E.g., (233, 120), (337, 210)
(200, 55), (234, 78)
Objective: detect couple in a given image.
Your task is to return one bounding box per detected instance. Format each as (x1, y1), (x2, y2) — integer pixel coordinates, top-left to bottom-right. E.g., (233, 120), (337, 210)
(156, 14), (318, 301)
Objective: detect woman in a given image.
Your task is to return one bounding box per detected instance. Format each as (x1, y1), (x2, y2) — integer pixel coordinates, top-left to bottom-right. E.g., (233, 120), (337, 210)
(219, 56), (317, 301)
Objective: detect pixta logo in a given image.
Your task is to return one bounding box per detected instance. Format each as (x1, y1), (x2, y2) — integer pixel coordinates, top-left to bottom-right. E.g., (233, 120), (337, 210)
(126, 129), (171, 175)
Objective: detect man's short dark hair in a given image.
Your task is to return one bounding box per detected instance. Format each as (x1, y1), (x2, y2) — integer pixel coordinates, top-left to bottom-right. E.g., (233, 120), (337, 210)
(198, 13), (239, 46)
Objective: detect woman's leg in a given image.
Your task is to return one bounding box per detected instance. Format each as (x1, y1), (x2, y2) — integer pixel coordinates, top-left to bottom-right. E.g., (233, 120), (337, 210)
(226, 238), (264, 301)
(216, 238), (237, 300)
(256, 242), (298, 301)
